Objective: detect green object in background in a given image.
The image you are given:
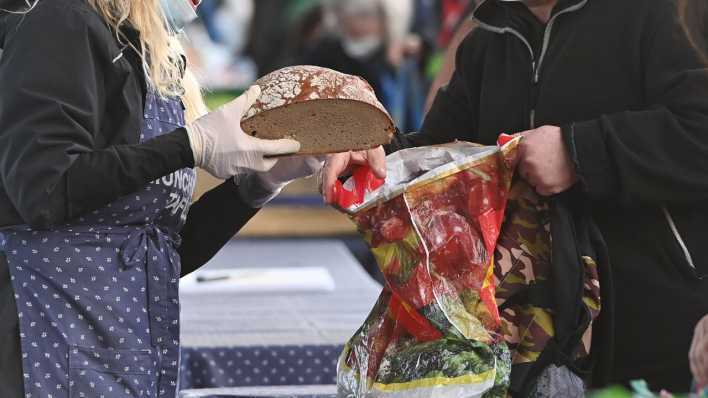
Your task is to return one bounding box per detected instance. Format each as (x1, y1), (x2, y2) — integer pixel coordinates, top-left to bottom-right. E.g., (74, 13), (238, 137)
(426, 51), (445, 80)
(204, 89), (242, 110)
(589, 386), (634, 398)
(588, 380), (690, 398)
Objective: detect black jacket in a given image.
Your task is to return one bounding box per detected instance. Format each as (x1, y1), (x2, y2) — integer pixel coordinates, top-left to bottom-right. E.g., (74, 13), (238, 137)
(0, 4), (260, 393)
(389, 0), (708, 391)
(0, 0), (258, 275)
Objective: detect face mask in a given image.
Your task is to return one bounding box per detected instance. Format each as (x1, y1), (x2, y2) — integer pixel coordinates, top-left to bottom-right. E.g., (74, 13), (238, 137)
(160, 0), (199, 33)
(342, 35), (383, 60)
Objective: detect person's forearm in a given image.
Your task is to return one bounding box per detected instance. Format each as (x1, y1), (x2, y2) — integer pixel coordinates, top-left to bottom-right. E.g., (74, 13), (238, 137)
(178, 180), (260, 277)
(5, 128), (194, 229)
(64, 129), (195, 223)
(563, 106), (708, 204)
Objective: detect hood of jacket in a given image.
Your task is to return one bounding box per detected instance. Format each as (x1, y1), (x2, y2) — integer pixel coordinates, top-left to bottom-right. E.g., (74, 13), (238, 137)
(473, 0), (589, 31)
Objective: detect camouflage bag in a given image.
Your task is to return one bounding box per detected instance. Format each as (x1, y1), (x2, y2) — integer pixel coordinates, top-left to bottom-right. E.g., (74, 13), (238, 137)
(494, 180), (611, 396)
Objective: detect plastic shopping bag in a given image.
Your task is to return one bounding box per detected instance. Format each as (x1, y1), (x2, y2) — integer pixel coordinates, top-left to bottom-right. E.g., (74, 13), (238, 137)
(335, 138), (520, 398)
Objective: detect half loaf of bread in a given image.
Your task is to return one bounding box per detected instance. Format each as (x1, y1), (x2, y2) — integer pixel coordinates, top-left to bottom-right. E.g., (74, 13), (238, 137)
(241, 65), (395, 155)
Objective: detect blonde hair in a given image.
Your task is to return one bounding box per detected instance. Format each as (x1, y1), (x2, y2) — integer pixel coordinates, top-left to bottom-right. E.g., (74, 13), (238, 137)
(87, 0), (208, 123)
(677, 0), (708, 66)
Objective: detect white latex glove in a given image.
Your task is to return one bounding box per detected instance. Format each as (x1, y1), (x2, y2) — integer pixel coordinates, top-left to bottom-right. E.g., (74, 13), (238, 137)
(238, 156), (325, 208)
(186, 85), (301, 179)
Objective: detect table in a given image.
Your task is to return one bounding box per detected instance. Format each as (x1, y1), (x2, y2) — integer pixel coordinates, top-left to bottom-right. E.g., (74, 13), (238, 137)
(179, 240), (381, 390)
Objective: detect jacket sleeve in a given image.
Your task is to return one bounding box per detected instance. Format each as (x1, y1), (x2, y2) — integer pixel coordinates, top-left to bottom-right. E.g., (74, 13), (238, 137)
(563, 1), (708, 204)
(386, 31), (480, 153)
(178, 180), (259, 277)
(0, 2), (193, 229)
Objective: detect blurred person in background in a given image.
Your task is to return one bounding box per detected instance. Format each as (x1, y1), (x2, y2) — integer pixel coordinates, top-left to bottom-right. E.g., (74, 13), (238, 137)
(424, 0), (478, 112)
(0, 0), (321, 396)
(195, 0), (225, 43)
(436, 0), (475, 49)
(184, 0), (256, 88)
(324, 0), (708, 392)
(245, 0), (294, 75)
(380, 0), (416, 68)
(245, 0), (329, 75)
(301, 0), (389, 99)
(281, 1), (327, 67)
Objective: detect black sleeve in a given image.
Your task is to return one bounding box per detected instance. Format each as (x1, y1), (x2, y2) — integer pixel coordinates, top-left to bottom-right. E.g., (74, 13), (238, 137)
(66, 129), (195, 218)
(178, 180), (259, 277)
(563, 1), (708, 204)
(385, 32), (480, 154)
(0, 2), (194, 229)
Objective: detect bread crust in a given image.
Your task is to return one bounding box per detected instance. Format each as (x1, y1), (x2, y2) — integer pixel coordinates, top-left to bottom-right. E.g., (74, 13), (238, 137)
(241, 65), (395, 155)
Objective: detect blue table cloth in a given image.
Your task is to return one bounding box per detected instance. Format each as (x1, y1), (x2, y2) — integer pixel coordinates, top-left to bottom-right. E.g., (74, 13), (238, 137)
(180, 345), (339, 388)
(178, 240), (380, 390)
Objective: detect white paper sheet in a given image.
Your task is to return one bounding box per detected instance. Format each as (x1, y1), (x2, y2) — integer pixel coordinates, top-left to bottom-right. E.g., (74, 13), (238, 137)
(180, 267), (336, 295)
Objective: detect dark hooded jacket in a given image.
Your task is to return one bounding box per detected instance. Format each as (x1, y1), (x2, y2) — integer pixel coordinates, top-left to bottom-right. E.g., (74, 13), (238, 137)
(388, 0), (708, 391)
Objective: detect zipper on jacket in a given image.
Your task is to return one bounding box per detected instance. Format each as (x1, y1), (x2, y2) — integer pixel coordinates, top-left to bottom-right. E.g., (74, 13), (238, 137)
(529, 0), (589, 127)
(474, 20), (536, 73)
(662, 207), (696, 269)
(475, 20), (538, 128)
(475, 0), (588, 129)
(534, 0), (588, 83)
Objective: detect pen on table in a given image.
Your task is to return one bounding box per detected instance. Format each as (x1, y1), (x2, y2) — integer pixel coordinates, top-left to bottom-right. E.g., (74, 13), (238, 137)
(196, 275), (231, 283)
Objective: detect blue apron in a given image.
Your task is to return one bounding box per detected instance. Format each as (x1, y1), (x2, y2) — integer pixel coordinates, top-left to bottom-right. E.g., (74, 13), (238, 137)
(0, 92), (196, 398)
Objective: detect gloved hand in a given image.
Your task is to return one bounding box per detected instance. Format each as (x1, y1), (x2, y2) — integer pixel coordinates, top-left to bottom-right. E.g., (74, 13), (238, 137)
(238, 155), (325, 208)
(186, 85), (301, 179)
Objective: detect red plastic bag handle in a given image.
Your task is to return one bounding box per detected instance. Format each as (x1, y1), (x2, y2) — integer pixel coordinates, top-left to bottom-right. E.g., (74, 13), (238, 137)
(497, 133), (515, 146)
(332, 166), (385, 209)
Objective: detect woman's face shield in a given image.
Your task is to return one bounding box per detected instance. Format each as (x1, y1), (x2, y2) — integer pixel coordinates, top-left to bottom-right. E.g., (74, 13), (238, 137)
(160, 0), (202, 32)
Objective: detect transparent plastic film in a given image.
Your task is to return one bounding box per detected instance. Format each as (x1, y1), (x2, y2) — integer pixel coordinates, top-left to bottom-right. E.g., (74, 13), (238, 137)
(336, 137), (520, 398)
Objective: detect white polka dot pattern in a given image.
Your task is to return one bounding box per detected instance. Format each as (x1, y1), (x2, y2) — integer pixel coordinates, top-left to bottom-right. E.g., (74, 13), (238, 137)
(178, 346), (340, 389)
(1, 92), (194, 398)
